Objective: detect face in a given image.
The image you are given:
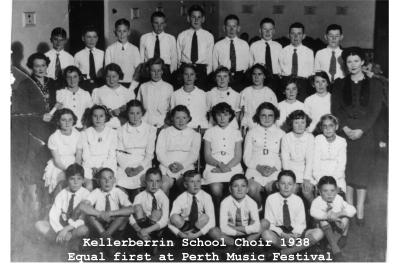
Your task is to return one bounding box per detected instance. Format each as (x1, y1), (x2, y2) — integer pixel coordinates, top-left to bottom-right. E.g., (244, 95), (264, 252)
(259, 108), (275, 128)
(260, 23), (275, 41)
(115, 24), (130, 42)
(106, 70), (120, 88)
(99, 170), (115, 192)
(230, 179), (248, 200)
(325, 29), (343, 48)
(320, 183), (338, 203)
(92, 108), (106, 128)
(66, 71), (80, 88)
(313, 76), (328, 94)
(292, 118), (307, 134)
(145, 173), (162, 193)
(183, 67), (196, 86)
(252, 68), (265, 86)
(215, 111), (231, 128)
(285, 83), (298, 101)
(68, 174), (84, 193)
(216, 71), (230, 88)
(224, 19), (240, 38)
(346, 55), (364, 75)
(188, 11), (204, 30)
(51, 35), (66, 51)
(289, 27), (305, 47)
(32, 58), (48, 78)
(184, 174), (202, 195)
(59, 113), (74, 132)
(322, 118), (338, 140)
(172, 111), (190, 130)
(127, 106), (143, 125)
(278, 175), (295, 198)
(152, 16), (166, 34)
(150, 64), (163, 82)
(82, 31), (98, 49)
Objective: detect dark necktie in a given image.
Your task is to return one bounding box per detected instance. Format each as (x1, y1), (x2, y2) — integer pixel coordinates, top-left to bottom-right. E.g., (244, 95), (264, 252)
(121, 45), (125, 51)
(235, 207), (242, 226)
(291, 48), (298, 77)
(105, 194), (111, 212)
(55, 53), (62, 80)
(191, 31), (198, 64)
(230, 39), (236, 72)
(329, 50), (337, 82)
(66, 193), (75, 219)
(283, 199), (291, 229)
(89, 49), (96, 80)
(151, 193), (157, 211)
(189, 195), (198, 228)
(265, 42), (273, 76)
(154, 35), (160, 58)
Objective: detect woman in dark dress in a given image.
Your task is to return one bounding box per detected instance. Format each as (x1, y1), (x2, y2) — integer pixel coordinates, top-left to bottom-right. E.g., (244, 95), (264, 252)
(331, 47), (383, 226)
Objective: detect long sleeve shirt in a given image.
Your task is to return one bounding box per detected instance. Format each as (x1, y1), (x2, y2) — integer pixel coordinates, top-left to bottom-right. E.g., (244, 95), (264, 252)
(74, 47), (105, 78)
(314, 47), (344, 80)
(249, 39), (282, 74)
(86, 187), (131, 211)
(310, 195), (356, 221)
(212, 37), (250, 72)
(45, 49), (75, 79)
(279, 44), (314, 78)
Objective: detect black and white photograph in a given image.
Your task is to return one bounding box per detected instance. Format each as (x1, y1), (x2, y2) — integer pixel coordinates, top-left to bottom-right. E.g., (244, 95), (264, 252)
(9, 0), (389, 262)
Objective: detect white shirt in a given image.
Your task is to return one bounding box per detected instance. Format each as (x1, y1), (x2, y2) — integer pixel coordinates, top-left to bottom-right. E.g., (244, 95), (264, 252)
(313, 135), (347, 191)
(310, 195), (356, 221)
(304, 93), (331, 132)
(130, 189), (169, 229)
(169, 190), (215, 235)
(212, 37), (250, 72)
(92, 85), (135, 110)
(105, 41), (141, 83)
(86, 187), (131, 211)
(137, 80), (173, 128)
(206, 87), (240, 112)
(220, 195), (260, 236)
(177, 28), (214, 74)
(264, 193), (306, 236)
(49, 187), (90, 232)
(45, 49), (75, 79)
(314, 47), (344, 80)
(56, 87), (93, 128)
(48, 129), (81, 158)
(140, 31), (178, 72)
(250, 39), (282, 74)
(74, 47), (105, 79)
(276, 100), (305, 128)
(170, 87), (208, 129)
(281, 132), (314, 183)
(279, 44), (314, 77)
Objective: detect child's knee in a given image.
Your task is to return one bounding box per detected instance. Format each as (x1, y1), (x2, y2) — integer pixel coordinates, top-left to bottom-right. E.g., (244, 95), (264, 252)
(210, 183), (223, 197)
(264, 181), (275, 194)
(260, 219), (270, 231)
(208, 227), (222, 240)
(150, 209), (162, 222)
(319, 220), (330, 227)
(170, 214), (184, 228)
(84, 179), (93, 191)
(196, 214), (209, 229)
(261, 229), (275, 241)
(133, 205), (145, 219)
(248, 180), (261, 196)
(75, 225), (90, 237)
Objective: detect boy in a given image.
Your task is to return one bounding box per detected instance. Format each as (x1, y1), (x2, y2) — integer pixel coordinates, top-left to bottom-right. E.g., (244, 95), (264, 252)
(262, 170), (323, 255)
(140, 11), (177, 83)
(79, 168), (131, 239)
(314, 24), (345, 82)
(177, 5), (214, 89)
(35, 164), (90, 246)
(279, 22), (314, 101)
(213, 14), (250, 92)
(45, 27), (74, 81)
(105, 18), (140, 87)
(218, 174), (268, 246)
(250, 18), (283, 99)
(74, 25), (105, 93)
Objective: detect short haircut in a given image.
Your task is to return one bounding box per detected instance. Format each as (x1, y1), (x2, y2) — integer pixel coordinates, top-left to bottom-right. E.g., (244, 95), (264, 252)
(260, 17), (275, 27)
(224, 14), (240, 25)
(104, 63), (124, 80)
(51, 27), (67, 39)
(284, 77), (299, 89)
(115, 18), (130, 29)
(214, 66), (231, 79)
(211, 102), (235, 123)
(341, 46), (366, 62)
(277, 170), (296, 183)
(312, 71), (331, 86)
(145, 167), (162, 180)
(170, 105), (192, 124)
(88, 104), (112, 126)
(63, 65), (83, 80)
(65, 163), (84, 179)
(285, 110), (312, 131)
(326, 24), (343, 35)
(229, 174), (248, 187)
(125, 99), (146, 116)
(54, 108), (78, 127)
(317, 176), (337, 189)
(148, 57), (165, 68)
(98, 167), (114, 178)
(188, 4), (205, 16)
(151, 11), (166, 22)
(253, 102), (280, 124)
(183, 169), (200, 181)
(250, 63), (268, 78)
(82, 25), (99, 36)
(181, 63), (197, 75)
(289, 22), (305, 33)
(26, 52), (50, 69)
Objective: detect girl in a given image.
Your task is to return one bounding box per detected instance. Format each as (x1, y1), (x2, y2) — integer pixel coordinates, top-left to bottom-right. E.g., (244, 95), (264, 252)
(240, 64), (278, 130)
(43, 108), (81, 194)
(77, 105), (117, 190)
(243, 102), (285, 207)
(203, 102), (243, 210)
(56, 66), (93, 129)
(281, 110), (314, 203)
(170, 64), (208, 129)
(92, 63), (135, 128)
(312, 114), (347, 193)
(156, 105), (201, 195)
(116, 100), (157, 202)
(276, 79), (305, 130)
(206, 67), (240, 129)
(304, 71), (331, 133)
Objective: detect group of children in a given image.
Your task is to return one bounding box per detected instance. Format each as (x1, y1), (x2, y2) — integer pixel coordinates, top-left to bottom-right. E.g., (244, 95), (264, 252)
(22, 4), (364, 262)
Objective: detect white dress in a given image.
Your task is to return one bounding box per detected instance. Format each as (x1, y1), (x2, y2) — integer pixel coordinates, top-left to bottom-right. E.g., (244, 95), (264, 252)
(116, 122), (156, 190)
(202, 126), (243, 184)
(276, 100), (305, 128)
(43, 129), (81, 193)
(304, 93), (331, 132)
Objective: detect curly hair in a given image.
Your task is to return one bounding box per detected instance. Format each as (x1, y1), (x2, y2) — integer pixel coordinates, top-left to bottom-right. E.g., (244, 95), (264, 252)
(285, 110), (312, 132)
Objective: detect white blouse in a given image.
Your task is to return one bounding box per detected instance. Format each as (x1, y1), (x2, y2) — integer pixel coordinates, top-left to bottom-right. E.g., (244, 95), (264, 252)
(304, 93), (331, 132)
(276, 100), (305, 128)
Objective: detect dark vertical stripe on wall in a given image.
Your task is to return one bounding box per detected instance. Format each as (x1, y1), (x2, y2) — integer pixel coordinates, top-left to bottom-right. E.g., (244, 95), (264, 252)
(374, 0), (388, 77)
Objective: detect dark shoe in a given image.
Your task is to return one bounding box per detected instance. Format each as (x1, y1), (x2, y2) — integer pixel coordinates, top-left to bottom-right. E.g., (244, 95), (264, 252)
(356, 218), (365, 227)
(337, 236), (347, 248)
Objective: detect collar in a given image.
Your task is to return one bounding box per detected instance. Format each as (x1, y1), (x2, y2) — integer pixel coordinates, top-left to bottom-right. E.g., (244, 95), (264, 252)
(150, 80), (163, 86)
(182, 86), (197, 94)
(52, 48), (64, 54)
(231, 195), (246, 208)
(65, 87), (82, 94)
(263, 39), (274, 44)
(152, 31), (165, 37)
(101, 187), (115, 195)
(126, 121), (144, 133)
(117, 41), (129, 49)
(85, 47), (97, 52)
(327, 46), (341, 52)
(170, 126), (190, 136)
(279, 193), (293, 201)
(290, 44), (303, 50)
(225, 36), (238, 42)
